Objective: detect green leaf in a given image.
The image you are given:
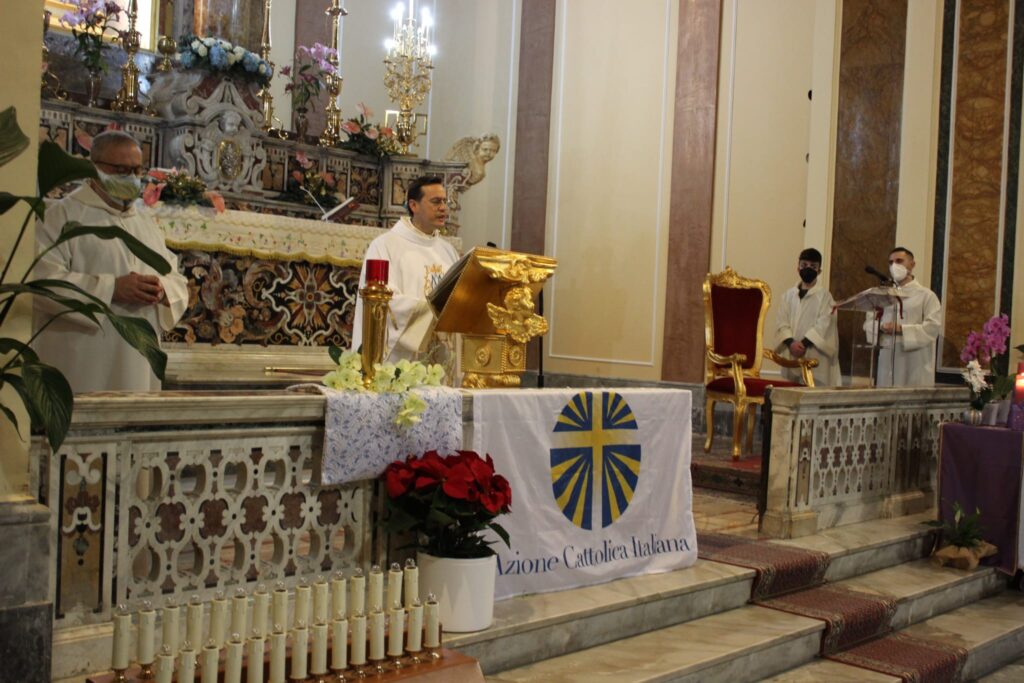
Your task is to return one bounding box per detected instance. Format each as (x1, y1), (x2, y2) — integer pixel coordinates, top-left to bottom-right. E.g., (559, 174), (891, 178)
(0, 106), (30, 169)
(0, 193), (44, 219)
(38, 140), (98, 197)
(0, 401), (22, 440)
(488, 522), (511, 549)
(328, 344), (343, 365)
(0, 338), (39, 365)
(106, 314), (167, 380)
(20, 362), (73, 451)
(0, 282), (105, 326)
(54, 223), (171, 275)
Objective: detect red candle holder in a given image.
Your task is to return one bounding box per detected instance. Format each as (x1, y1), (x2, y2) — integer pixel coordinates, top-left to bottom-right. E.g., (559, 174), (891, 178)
(365, 259), (389, 284)
(1014, 361), (1024, 405)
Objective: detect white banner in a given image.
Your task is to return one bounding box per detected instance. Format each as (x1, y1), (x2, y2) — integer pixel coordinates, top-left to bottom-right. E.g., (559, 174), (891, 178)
(470, 388), (696, 600)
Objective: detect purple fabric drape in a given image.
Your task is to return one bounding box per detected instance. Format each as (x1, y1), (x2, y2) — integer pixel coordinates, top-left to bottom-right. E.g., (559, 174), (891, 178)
(939, 423), (1024, 574)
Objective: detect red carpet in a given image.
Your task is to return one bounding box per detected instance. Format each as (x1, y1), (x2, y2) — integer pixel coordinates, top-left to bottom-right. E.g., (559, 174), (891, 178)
(757, 584), (897, 654)
(697, 532), (830, 600)
(828, 632), (968, 682)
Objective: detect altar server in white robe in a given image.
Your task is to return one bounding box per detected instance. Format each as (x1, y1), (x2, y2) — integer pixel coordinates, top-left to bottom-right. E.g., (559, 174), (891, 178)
(863, 247), (942, 386)
(33, 131), (188, 392)
(351, 175), (459, 362)
(774, 248), (842, 386)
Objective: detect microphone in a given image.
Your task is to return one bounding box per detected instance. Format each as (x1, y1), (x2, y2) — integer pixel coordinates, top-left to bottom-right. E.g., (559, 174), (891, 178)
(864, 265), (892, 285)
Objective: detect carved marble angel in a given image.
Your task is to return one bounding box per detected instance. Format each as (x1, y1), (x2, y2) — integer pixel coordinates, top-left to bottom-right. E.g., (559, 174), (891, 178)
(443, 134), (500, 186)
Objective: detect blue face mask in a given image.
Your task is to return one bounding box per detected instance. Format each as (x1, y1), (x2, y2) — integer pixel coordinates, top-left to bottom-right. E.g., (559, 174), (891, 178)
(96, 169), (142, 202)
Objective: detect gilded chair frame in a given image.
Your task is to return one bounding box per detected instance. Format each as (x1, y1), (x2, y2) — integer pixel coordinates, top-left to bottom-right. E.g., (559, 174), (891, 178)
(703, 267), (817, 459)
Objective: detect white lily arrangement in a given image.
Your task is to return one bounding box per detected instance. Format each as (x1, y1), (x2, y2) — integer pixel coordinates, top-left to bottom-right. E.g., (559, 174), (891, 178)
(961, 359), (989, 396)
(322, 349), (445, 427)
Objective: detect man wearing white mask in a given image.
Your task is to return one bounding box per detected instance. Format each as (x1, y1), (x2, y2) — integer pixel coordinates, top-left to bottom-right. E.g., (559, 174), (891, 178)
(863, 247), (942, 386)
(775, 248), (841, 386)
(33, 131), (189, 392)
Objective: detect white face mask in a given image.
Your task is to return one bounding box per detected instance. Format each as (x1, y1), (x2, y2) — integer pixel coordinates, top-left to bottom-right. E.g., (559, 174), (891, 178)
(96, 169), (142, 202)
(890, 263), (909, 283)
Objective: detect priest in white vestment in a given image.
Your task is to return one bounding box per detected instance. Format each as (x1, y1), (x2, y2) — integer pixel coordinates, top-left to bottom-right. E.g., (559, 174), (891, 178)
(351, 176), (459, 362)
(863, 247), (942, 386)
(774, 248), (841, 386)
(33, 131), (188, 393)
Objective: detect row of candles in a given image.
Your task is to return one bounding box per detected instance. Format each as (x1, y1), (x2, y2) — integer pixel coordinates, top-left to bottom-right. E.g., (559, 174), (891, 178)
(112, 560), (441, 681)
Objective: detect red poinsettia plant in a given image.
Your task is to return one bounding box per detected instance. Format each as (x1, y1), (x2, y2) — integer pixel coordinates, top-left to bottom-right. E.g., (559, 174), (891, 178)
(381, 450), (512, 559)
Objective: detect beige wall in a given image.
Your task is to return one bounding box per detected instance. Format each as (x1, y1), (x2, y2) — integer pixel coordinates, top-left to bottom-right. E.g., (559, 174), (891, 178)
(268, 0), (297, 127)
(542, 0), (677, 381)
(0, 3), (43, 498)
(711, 0), (817, 375)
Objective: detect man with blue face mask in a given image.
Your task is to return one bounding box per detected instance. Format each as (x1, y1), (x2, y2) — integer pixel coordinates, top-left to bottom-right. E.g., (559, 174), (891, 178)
(862, 247), (942, 386)
(33, 131), (189, 392)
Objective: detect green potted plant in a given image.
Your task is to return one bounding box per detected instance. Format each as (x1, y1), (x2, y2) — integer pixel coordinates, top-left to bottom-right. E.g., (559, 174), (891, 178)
(0, 106), (169, 450)
(929, 502), (997, 571)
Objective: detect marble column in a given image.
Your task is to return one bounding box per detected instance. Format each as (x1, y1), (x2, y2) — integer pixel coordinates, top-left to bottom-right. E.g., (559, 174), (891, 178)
(660, 0), (723, 383)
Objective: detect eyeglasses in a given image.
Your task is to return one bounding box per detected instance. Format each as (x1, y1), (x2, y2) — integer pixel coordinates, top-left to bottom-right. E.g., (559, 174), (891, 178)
(92, 159), (145, 176)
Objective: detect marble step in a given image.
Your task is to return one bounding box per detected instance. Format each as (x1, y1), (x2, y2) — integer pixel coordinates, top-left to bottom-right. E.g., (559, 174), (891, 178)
(765, 590), (1024, 682)
(483, 547), (1001, 682)
(453, 513), (934, 676)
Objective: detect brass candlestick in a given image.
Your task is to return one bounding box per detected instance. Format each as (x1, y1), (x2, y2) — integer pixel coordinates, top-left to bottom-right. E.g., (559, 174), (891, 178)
(111, 0), (147, 114)
(41, 11), (67, 100)
(359, 280), (392, 388)
(255, 0), (280, 133)
(383, 1), (435, 154)
(319, 0), (348, 147)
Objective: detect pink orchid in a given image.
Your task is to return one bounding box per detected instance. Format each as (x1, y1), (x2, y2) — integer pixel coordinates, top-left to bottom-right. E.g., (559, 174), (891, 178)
(356, 102), (373, 119)
(280, 65), (292, 77)
(204, 191), (226, 214)
(365, 126), (379, 140)
(341, 120), (362, 135)
(295, 151), (314, 169)
(142, 182), (165, 207)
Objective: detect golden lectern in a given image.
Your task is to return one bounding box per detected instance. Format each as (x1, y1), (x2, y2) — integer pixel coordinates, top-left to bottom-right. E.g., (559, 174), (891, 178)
(428, 247), (556, 388)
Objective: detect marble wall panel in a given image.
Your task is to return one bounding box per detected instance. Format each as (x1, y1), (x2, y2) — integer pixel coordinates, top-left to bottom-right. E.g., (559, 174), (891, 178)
(942, 0), (1011, 367)
(830, 0), (908, 374)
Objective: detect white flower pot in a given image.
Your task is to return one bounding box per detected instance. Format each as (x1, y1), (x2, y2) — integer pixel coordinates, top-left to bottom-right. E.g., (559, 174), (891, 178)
(417, 552), (496, 633)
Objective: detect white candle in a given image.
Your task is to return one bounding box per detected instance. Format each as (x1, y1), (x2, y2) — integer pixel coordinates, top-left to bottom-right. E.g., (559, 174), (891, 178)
(424, 595), (440, 648)
(179, 645), (196, 683)
(162, 601), (181, 654)
(368, 609), (385, 661)
(247, 635), (265, 683)
(294, 581), (311, 628)
(187, 596), (204, 651)
(313, 578), (329, 624)
(310, 622), (328, 674)
(290, 624), (308, 680)
(368, 565), (384, 613)
(201, 640), (219, 683)
(225, 636), (243, 683)
(407, 601), (423, 652)
(156, 645), (174, 683)
(331, 618), (348, 670)
(387, 563), (403, 610)
(269, 630), (286, 683)
(231, 590), (248, 641)
(253, 586), (269, 638)
(111, 607), (132, 670)
(387, 606), (405, 657)
(330, 572), (346, 620)
(349, 570), (365, 618)
(350, 613), (367, 665)
(210, 592), (229, 648)
(403, 559), (419, 609)
(139, 602), (157, 664)
(271, 584), (288, 631)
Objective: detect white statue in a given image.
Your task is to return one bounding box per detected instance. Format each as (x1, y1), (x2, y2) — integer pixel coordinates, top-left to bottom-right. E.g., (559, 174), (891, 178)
(443, 134), (500, 186)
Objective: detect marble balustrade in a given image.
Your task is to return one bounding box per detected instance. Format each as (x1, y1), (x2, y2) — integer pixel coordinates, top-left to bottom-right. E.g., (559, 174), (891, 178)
(762, 385), (970, 538)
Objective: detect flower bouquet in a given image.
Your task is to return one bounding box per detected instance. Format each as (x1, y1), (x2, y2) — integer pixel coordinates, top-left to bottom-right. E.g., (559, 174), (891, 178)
(60, 0), (123, 74)
(286, 151), (341, 208)
(281, 43), (338, 112)
(382, 450), (512, 558)
(177, 34), (273, 87)
(960, 313), (1014, 409)
(142, 168), (226, 213)
(339, 103), (399, 157)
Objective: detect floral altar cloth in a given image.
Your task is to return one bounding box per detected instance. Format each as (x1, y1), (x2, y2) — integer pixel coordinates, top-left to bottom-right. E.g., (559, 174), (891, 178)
(316, 386), (464, 485)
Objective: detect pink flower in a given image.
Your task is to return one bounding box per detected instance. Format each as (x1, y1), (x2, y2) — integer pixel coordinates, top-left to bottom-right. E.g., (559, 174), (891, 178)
(147, 168), (170, 182)
(292, 170), (305, 183)
(365, 126), (379, 140)
(356, 102), (373, 119)
(380, 127), (395, 138)
(142, 182), (165, 207)
(322, 172), (335, 187)
(295, 151), (314, 169)
(204, 191), (226, 213)
(341, 120), (362, 135)
(280, 65), (292, 77)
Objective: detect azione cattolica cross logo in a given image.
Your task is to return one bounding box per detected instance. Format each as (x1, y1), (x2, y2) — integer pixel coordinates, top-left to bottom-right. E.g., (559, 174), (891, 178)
(550, 391), (641, 530)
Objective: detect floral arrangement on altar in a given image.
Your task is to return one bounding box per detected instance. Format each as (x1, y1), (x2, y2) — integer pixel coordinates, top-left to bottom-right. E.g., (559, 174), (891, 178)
(339, 103), (400, 157)
(60, 0), (123, 73)
(382, 450), (512, 558)
(960, 314), (1015, 409)
(281, 43), (339, 112)
(286, 151), (340, 207)
(177, 34), (273, 87)
(322, 347), (445, 427)
(142, 168), (226, 213)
